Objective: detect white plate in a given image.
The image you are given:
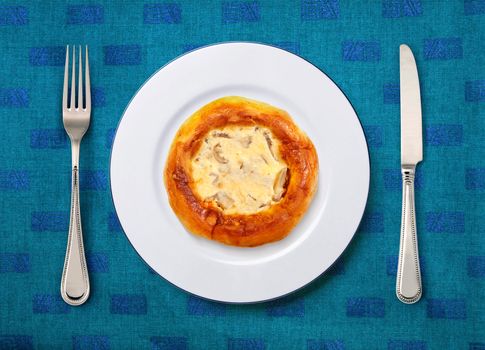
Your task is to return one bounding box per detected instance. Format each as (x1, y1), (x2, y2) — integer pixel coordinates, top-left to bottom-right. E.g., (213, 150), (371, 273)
(110, 42), (370, 303)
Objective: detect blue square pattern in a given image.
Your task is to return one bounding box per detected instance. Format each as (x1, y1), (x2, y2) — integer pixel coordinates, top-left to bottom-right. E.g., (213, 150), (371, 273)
(29, 46), (65, 66)
(383, 82), (400, 104)
(425, 124), (463, 146)
(364, 125), (383, 148)
(73, 335), (110, 350)
(307, 339), (345, 350)
(388, 340), (427, 350)
(465, 80), (485, 102)
(359, 211), (384, 233)
(0, 88), (29, 108)
(187, 295), (226, 316)
(424, 38), (463, 60)
(346, 298), (385, 318)
(86, 252), (109, 273)
(33, 294), (70, 314)
(426, 299), (466, 319)
(31, 211), (69, 232)
(342, 41), (381, 61)
(273, 41), (300, 55)
(110, 294), (147, 315)
(327, 257), (345, 275)
(0, 253), (30, 273)
(466, 168), (485, 190)
(464, 0), (485, 15)
(104, 45), (142, 65)
(467, 256), (485, 277)
(182, 43), (202, 53)
(228, 338), (265, 350)
(151, 336), (187, 350)
(222, 1), (260, 23)
(301, 0), (339, 20)
(0, 2), (484, 349)
(144, 3), (182, 24)
(382, 0), (422, 18)
(79, 170), (108, 191)
(266, 296), (304, 317)
(67, 5), (104, 25)
(30, 129), (67, 149)
(0, 170), (29, 190)
(105, 129), (116, 149)
(425, 211), (465, 234)
(0, 335), (33, 349)
(105, 128), (116, 149)
(108, 212), (122, 233)
(0, 6), (28, 25)
(92, 87), (106, 107)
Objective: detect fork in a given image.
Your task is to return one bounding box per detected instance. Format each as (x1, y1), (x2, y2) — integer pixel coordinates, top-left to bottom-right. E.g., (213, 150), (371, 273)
(60, 45), (91, 306)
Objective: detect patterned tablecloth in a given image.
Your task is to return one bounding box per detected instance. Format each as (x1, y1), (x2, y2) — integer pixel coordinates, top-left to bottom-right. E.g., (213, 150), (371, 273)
(1, 1), (484, 349)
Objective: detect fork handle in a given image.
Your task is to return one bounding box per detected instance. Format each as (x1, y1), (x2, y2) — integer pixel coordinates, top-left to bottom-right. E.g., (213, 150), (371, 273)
(61, 142), (90, 306)
(396, 165), (422, 304)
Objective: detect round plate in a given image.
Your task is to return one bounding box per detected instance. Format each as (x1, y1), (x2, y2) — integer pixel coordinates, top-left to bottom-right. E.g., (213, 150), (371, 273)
(110, 42), (370, 303)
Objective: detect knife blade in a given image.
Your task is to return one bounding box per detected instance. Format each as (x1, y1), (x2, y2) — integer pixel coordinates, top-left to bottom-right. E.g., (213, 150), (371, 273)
(400, 44), (422, 166)
(396, 44), (423, 304)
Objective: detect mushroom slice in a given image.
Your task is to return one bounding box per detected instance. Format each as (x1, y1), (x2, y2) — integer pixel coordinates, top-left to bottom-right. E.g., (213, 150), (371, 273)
(213, 191), (234, 210)
(263, 131), (277, 160)
(247, 194), (257, 201)
(218, 164), (230, 174)
(213, 131), (230, 138)
(209, 172), (219, 184)
(273, 167), (288, 201)
(239, 135), (252, 148)
(260, 154), (269, 165)
(212, 143), (228, 163)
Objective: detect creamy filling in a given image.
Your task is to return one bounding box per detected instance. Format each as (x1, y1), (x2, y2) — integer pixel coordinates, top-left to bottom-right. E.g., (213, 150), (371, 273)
(191, 126), (288, 215)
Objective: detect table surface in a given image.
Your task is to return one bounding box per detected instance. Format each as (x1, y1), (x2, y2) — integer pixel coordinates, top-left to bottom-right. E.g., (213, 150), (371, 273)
(0, 1), (484, 349)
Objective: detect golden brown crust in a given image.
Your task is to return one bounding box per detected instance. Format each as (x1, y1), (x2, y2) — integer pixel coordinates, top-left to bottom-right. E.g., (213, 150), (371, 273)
(164, 96), (318, 247)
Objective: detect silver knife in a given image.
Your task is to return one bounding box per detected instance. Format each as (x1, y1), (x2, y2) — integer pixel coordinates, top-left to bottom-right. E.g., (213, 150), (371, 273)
(396, 44), (423, 304)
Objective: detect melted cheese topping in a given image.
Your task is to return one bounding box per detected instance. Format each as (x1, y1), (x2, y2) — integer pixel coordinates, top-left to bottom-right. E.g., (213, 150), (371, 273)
(191, 126), (288, 215)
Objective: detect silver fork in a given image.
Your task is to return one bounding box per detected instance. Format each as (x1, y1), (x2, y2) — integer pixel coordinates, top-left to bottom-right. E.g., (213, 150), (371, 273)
(60, 45), (91, 306)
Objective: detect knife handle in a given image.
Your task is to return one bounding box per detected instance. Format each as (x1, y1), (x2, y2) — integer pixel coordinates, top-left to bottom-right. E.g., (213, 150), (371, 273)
(396, 165), (422, 304)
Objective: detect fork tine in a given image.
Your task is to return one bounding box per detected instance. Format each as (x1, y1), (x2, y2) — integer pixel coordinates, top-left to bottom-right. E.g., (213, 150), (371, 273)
(78, 45), (83, 110)
(84, 46), (91, 111)
(63, 45), (69, 110)
(70, 45), (76, 109)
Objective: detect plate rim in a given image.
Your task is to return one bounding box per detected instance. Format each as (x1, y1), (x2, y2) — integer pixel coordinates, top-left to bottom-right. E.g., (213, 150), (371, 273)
(109, 41), (371, 304)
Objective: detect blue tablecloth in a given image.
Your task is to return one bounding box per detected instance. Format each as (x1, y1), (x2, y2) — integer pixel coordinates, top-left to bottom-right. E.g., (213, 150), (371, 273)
(1, 1), (484, 349)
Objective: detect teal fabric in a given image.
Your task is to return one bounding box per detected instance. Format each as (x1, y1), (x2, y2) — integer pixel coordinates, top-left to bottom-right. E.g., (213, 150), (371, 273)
(0, 1), (484, 349)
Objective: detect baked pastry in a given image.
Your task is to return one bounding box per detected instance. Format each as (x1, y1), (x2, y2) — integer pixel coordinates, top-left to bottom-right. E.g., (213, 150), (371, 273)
(164, 96), (318, 247)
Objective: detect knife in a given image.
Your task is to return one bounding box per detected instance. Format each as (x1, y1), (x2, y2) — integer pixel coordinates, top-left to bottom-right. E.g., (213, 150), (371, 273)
(396, 44), (423, 304)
